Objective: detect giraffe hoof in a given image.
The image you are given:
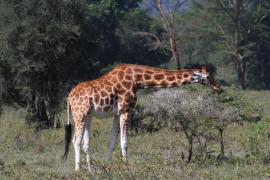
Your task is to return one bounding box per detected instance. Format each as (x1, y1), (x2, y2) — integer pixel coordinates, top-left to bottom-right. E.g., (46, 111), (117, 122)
(87, 167), (94, 174)
(122, 157), (128, 163)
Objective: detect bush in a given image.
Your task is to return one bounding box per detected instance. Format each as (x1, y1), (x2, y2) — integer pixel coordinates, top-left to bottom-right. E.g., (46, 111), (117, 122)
(140, 85), (263, 162)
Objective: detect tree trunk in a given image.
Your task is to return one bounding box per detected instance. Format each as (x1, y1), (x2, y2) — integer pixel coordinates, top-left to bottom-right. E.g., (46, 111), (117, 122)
(171, 35), (181, 70)
(187, 137), (193, 163)
(30, 90), (52, 129)
(155, 0), (181, 69)
(234, 0), (246, 89)
(236, 60), (246, 89)
(218, 128), (225, 158)
(35, 96), (51, 128)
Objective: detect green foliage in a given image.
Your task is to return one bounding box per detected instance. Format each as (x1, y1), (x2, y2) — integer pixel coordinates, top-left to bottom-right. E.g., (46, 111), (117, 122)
(218, 87), (263, 122)
(243, 121), (270, 162)
(0, 0), (169, 128)
(173, 0), (270, 89)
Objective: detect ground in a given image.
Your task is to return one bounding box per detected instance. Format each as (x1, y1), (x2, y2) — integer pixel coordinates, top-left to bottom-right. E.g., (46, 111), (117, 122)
(0, 90), (270, 179)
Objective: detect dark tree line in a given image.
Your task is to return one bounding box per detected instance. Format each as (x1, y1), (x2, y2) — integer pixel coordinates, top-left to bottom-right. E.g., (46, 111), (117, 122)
(0, 0), (168, 128)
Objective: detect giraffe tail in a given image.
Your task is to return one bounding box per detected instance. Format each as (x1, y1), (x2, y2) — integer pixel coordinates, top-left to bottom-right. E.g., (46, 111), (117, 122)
(62, 100), (72, 161)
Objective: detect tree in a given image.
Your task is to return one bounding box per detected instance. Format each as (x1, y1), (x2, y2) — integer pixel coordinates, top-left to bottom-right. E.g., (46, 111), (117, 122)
(192, 0), (270, 89)
(0, 0), (169, 128)
(138, 0), (188, 69)
(0, 0), (83, 127)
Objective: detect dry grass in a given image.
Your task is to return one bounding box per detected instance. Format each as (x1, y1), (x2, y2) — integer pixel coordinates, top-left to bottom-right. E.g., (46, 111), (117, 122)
(0, 90), (270, 179)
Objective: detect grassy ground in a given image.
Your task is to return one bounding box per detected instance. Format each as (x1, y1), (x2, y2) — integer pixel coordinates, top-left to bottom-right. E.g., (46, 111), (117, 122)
(0, 90), (270, 179)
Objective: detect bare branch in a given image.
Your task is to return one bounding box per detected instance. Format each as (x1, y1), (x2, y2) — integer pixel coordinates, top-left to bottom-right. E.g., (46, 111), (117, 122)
(170, 0), (187, 25)
(216, 0), (236, 22)
(155, 0), (171, 32)
(133, 31), (162, 49)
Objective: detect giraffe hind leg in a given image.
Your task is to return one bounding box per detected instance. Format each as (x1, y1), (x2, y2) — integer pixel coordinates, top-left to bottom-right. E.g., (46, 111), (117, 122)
(72, 116), (86, 171)
(108, 115), (119, 161)
(83, 116), (92, 172)
(119, 112), (129, 162)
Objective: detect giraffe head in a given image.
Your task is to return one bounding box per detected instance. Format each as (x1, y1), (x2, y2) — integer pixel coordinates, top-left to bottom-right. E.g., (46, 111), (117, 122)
(192, 66), (222, 93)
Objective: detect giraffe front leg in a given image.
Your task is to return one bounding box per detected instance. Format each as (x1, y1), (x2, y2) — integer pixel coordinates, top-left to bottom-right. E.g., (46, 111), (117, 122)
(83, 118), (92, 172)
(72, 120), (85, 171)
(108, 115), (119, 161)
(119, 112), (129, 162)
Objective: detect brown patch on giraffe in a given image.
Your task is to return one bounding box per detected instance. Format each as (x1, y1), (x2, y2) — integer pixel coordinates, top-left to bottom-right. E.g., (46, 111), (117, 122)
(91, 81), (98, 86)
(104, 86), (112, 93)
(160, 80), (168, 87)
(144, 74), (151, 80)
(134, 74), (143, 81)
(117, 71), (125, 81)
(96, 86), (101, 91)
(110, 98), (115, 105)
(146, 80), (156, 86)
(116, 83), (122, 89)
(125, 75), (132, 81)
(154, 74), (165, 81)
(122, 81), (132, 90)
(80, 83), (86, 89)
(167, 76), (175, 81)
(111, 70), (118, 75)
(164, 72), (174, 76)
(79, 90), (86, 96)
(183, 73), (189, 78)
(100, 99), (104, 106)
(100, 90), (107, 97)
(124, 91), (132, 98)
(125, 68), (133, 74)
(104, 79), (113, 86)
(100, 83), (105, 89)
(182, 80), (188, 85)
(145, 70), (154, 74)
(79, 97), (83, 104)
(104, 97), (109, 104)
(85, 88), (93, 96)
(134, 68), (144, 73)
(111, 76), (118, 84)
(110, 94), (114, 99)
(176, 75), (182, 80)
(120, 66), (127, 71)
(171, 82), (178, 87)
(116, 83), (126, 95)
(80, 109), (85, 114)
(94, 94), (100, 104)
(118, 88), (126, 95)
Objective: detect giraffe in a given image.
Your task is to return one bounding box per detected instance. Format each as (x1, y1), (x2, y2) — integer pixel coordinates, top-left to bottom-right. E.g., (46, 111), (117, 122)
(62, 64), (222, 171)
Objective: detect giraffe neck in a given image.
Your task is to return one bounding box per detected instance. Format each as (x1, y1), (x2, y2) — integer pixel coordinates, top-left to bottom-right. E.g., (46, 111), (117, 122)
(114, 64), (198, 89)
(139, 69), (195, 88)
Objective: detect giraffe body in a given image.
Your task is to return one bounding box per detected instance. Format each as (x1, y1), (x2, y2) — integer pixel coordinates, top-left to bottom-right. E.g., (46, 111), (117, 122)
(63, 64), (221, 171)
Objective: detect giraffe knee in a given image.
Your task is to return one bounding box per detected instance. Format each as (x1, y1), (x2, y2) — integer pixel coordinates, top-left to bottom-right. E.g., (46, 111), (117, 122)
(83, 143), (89, 153)
(72, 136), (76, 145)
